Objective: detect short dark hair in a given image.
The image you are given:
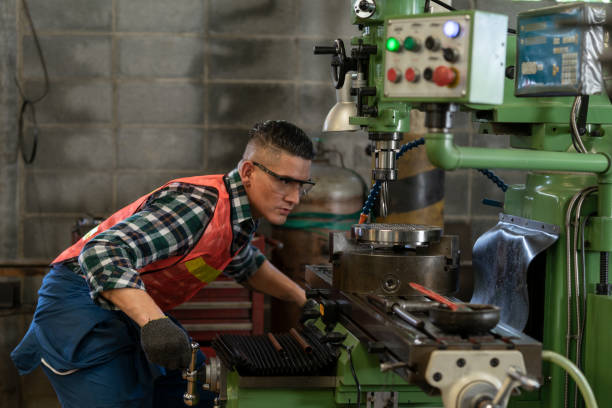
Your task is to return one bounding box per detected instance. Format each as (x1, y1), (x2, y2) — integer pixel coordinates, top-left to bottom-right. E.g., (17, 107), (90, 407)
(247, 120), (315, 160)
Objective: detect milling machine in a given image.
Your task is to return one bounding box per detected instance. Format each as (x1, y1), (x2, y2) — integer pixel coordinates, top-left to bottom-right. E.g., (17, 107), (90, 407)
(183, 1), (612, 407)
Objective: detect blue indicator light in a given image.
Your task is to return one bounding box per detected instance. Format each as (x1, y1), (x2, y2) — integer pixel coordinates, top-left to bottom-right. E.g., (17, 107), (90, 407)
(443, 20), (461, 38)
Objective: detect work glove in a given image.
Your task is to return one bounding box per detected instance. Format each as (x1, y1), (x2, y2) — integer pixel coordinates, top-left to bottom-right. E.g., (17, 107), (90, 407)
(300, 298), (322, 323)
(140, 317), (192, 370)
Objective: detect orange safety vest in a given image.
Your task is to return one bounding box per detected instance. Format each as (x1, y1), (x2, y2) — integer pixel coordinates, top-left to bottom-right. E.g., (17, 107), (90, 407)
(52, 175), (242, 311)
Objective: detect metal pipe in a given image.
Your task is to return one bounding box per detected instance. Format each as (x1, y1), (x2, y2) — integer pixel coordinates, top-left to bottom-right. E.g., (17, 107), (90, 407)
(563, 187), (596, 408)
(267, 332), (283, 353)
(573, 189), (595, 408)
(289, 328), (312, 354)
(425, 132), (610, 173)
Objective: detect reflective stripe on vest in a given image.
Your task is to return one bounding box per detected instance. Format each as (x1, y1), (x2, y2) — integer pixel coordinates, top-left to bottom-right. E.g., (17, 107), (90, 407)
(52, 175), (239, 311)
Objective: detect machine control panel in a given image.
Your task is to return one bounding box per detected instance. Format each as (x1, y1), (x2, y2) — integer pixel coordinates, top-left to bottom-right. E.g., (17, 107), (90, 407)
(382, 11), (508, 104)
(515, 3), (605, 96)
(384, 16), (470, 98)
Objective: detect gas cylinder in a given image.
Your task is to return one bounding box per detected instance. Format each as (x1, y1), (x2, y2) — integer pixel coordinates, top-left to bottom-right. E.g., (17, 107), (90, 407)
(270, 156), (366, 331)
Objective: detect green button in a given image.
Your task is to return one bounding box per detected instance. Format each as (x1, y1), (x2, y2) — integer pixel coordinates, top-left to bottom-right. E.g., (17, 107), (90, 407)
(386, 37), (401, 52)
(404, 36), (417, 50)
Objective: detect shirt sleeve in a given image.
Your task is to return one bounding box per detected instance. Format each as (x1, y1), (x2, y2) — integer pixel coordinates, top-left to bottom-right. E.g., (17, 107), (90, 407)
(223, 243), (267, 283)
(78, 184), (219, 309)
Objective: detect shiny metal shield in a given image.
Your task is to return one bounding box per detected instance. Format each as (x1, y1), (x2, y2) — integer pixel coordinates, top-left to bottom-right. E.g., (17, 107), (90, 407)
(471, 214), (560, 331)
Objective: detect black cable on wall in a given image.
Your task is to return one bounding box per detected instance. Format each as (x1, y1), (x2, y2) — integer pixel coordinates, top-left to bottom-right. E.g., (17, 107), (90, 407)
(15, 0), (49, 164)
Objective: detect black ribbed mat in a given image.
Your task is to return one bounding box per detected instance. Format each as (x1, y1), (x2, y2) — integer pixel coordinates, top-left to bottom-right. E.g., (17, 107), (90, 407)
(211, 327), (339, 376)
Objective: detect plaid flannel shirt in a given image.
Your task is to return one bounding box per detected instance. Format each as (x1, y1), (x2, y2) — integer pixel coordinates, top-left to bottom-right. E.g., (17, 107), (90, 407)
(64, 169), (265, 309)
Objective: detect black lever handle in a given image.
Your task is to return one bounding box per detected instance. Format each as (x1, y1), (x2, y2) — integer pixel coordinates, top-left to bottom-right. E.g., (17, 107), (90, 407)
(313, 46), (337, 55)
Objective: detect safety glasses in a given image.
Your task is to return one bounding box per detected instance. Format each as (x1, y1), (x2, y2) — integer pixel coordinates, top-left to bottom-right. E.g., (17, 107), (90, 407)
(252, 161), (315, 197)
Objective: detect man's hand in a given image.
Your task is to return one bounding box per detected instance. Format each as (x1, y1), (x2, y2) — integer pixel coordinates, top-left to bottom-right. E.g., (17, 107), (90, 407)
(300, 298), (321, 323)
(140, 317), (191, 370)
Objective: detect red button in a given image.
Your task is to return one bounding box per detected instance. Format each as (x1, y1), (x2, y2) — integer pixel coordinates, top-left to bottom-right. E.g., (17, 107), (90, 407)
(405, 68), (419, 82)
(387, 68), (401, 83)
(433, 66), (457, 87)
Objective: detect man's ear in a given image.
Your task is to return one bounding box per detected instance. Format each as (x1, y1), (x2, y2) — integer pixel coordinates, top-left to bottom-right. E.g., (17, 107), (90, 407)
(239, 161), (254, 185)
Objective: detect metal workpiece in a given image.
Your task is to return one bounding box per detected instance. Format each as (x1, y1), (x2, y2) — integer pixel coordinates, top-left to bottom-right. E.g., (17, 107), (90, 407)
(266, 332), (283, 353)
(289, 328), (313, 354)
(351, 223), (442, 246)
(395, 298), (441, 312)
(425, 350), (530, 408)
(392, 305), (426, 329)
(368, 294), (431, 330)
(367, 294), (439, 314)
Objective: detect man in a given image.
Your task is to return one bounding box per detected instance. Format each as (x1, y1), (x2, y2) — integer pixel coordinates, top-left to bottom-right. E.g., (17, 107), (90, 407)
(11, 120), (316, 407)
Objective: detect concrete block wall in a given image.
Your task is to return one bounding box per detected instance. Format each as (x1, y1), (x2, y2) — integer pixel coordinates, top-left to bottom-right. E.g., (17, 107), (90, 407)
(0, 0), (552, 260)
(1, 0), (19, 260)
(12, 0), (359, 261)
(3, 0), (554, 263)
(0, 1), (557, 406)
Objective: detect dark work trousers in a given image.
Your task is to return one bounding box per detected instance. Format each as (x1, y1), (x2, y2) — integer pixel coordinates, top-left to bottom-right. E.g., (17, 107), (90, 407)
(11, 265), (215, 408)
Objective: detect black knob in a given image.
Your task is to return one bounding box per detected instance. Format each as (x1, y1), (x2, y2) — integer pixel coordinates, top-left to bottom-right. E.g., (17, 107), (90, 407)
(359, 0), (374, 12)
(443, 47), (459, 63)
(423, 67), (433, 81)
(425, 36), (440, 51)
(505, 65), (515, 79)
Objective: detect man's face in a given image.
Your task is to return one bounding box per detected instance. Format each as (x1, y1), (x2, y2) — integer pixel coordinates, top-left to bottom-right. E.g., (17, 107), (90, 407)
(241, 152), (312, 225)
